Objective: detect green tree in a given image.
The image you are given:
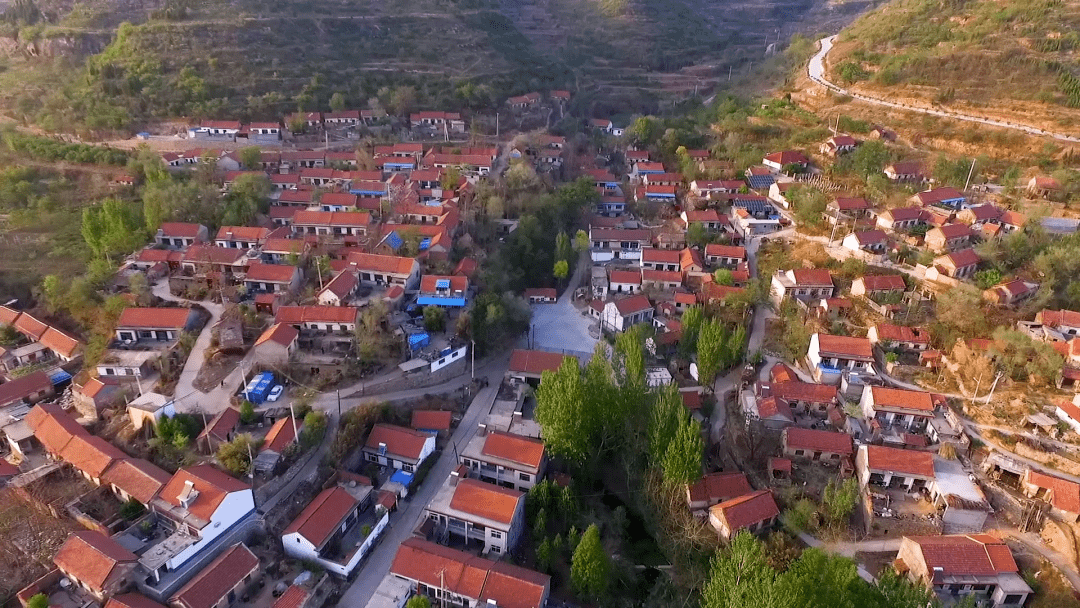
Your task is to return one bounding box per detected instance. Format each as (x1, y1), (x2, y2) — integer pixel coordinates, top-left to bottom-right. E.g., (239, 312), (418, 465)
(701, 532), (782, 608)
(536, 536), (554, 572)
(239, 146), (262, 170)
(217, 434), (260, 477)
(697, 318), (728, 385)
(714, 268), (734, 286)
(535, 357), (591, 462)
(404, 596), (430, 608)
(687, 222), (709, 248)
(973, 268), (1002, 290)
(26, 594), (48, 608)
(390, 86), (416, 116)
(822, 477), (859, 528)
(662, 413), (703, 485)
(239, 400), (256, 425)
(573, 229), (590, 253)
(301, 411), (327, 448)
(423, 306), (447, 332)
(680, 305), (704, 357)
(628, 116), (660, 145)
(571, 524), (610, 600)
(329, 92), (347, 112)
(553, 259), (569, 281)
(555, 230), (572, 263)
(41, 274), (64, 314)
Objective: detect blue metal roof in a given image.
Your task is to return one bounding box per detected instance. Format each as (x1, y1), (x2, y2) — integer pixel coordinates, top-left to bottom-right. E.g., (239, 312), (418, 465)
(50, 370), (72, 385)
(419, 238), (431, 251)
(351, 188), (385, 196)
(747, 174), (775, 189)
(417, 296), (466, 307)
(390, 469), (415, 486)
(384, 231), (404, 250)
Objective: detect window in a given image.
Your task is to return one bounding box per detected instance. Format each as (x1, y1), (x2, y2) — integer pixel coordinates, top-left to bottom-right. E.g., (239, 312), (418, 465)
(490, 530), (502, 539)
(491, 545), (501, 553)
(518, 472), (531, 482)
(1003, 595), (1023, 605)
(403, 463), (414, 473)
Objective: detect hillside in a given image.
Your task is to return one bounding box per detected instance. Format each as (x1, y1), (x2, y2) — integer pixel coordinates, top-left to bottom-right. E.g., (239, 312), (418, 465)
(0, 0), (869, 131)
(827, 0), (1080, 131)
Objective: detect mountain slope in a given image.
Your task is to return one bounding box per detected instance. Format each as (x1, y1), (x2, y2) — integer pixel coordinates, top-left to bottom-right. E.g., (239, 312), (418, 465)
(827, 0), (1080, 131)
(0, 0), (864, 131)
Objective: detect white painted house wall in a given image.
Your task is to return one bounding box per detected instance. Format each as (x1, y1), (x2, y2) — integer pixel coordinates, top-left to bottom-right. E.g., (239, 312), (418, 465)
(165, 489), (256, 570)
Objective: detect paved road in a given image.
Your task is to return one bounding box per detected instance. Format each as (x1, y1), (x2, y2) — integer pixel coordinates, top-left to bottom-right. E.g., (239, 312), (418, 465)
(152, 280), (245, 414)
(336, 353), (512, 607)
(1009, 529), (1080, 592)
(809, 36), (1080, 143)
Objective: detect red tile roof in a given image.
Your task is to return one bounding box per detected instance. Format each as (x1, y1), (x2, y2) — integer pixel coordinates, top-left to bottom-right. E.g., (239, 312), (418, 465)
(60, 434), (127, 479)
(411, 410), (453, 431)
(815, 333), (873, 359)
(449, 478), (523, 525)
(117, 307), (192, 330)
(790, 268), (834, 287)
(283, 486), (360, 548)
(770, 381), (838, 404)
(420, 274), (469, 293)
(198, 407), (240, 443)
(609, 269), (642, 284)
(215, 226), (269, 242)
(255, 322), (299, 348)
(873, 323), (930, 345)
(710, 490), (780, 533)
(905, 535), (1018, 581)
(1039, 309), (1080, 329)
(171, 543), (260, 608)
(935, 223), (974, 239)
(365, 423), (431, 460)
(859, 275), (906, 292)
(105, 593), (169, 608)
(687, 472), (752, 504)
(293, 210), (371, 227)
(159, 222), (204, 238)
(915, 187), (964, 205)
(390, 538), (549, 608)
(481, 431), (545, 469)
(509, 349), (568, 376)
(28, 403), (87, 455)
(705, 244), (747, 259)
(101, 458), (171, 505)
(783, 427), (853, 455)
(39, 326), (81, 358)
(523, 288), (557, 300)
(347, 252), (417, 275)
(271, 586), (309, 608)
(275, 305), (358, 325)
(943, 248), (981, 269)
(12, 311), (48, 339)
(1025, 470), (1080, 514)
(641, 248), (682, 264)
(53, 531), (137, 592)
(262, 417), (298, 453)
(756, 396), (793, 420)
(0, 370), (53, 409)
(158, 465), (250, 525)
(612, 294), (652, 315)
(764, 151), (809, 165)
(863, 445), (934, 478)
(245, 262), (298, 283)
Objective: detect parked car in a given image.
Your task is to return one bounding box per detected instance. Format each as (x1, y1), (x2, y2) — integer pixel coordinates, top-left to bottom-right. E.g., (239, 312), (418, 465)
(267, 385), (284, 402)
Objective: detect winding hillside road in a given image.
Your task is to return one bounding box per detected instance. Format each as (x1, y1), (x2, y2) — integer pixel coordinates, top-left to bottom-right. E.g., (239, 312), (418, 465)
(809, 36), (1080, 143)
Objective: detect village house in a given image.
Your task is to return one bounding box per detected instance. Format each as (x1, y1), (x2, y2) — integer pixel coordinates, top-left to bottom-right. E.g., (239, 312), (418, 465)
(820, 135), (858, 157)
(170, 543), (260, 608)
(114, 308), (196, 344)
(731, 199), (782, 237)
(460, 426), (547, 491)
(767, 181), (797, 208)
(704, 244), (747, 268)
(849, 275), (905, 300)
(608, 269), (642, 295)
(155, 223), (208, 250)
(317, 269), (359, 306)
(282, 481), (384, 577)
(425, 473), (526, 555)
(860, 385), (936, 433)
(523, 288), (557, 304)
(347, 252), (420, 289)
(410, 111), (465, 133)
(641, 248), (681, 272)
(60, 433), (128, 485)
(418, 275), (469, 308)
(0, 370), (55, 410)
(144, 465), (256, 583)
(842, 229), (888, 254)
(931, 248), (981, 280)
(275, 306), (359, 333)
(807, 333), (875, 384)
(685, 472), (752, 515)
(53, 530), (138, 603)
(746, 395), (794, 429)
(180, 244), (249, 276)
(856, 444), (935, 491)
(1020, 469), (1080, 522)
(215, 226), (269, 250)
(708, 490), (780, 541)
(260, 238), (307, 265)
(252, 323), (299, 367)
(681, 209), (724, 232)
(189, 120), (241, 140)
(291, 210), (370, 239)
(196, 407), (240, 454)
(925, 223), (974, 253)
(1057, 398), (1080, 433)
(363, 423), (436, 473)
(1028, 176), (1062, 199)
(589, 227), (652, 262)
(913, 187), (968, 210)
(389, 538), (551, 608)
(244, 262), (302, 295)
(782, 426), (853, 463)
(767, 380), (839, 416)
(884, 162), (923, 182)
(876, 207), (926, 232)
(894, 535), (1031, 608)
(507, 349), (568, 386)
(825, 197), (872, 224)
(762, 150), (809, 173)
(690, 179), (743, 199)
(868, 323), (931, 352)
(983, 279), (1039, 307)
(958, 204), (1003, 228)
(769, 268), (834, 306)
(101, 457), (171, 507)
(600, 295), (654, 333)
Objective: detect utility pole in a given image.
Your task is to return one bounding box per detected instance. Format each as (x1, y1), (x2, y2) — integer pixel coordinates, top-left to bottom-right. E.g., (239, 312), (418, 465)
(336, 389), (342, 420)
(984, 371), (1004, 405)
(289, 401), (300, 444)
(728, 65), (732, 82)
(496, 113), (499, 139)
(470, 339), (475, 380)
(963, 158), (977, 192)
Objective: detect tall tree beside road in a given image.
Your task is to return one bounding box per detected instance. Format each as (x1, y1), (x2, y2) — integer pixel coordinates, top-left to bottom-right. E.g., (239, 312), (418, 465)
(329, 92), (347, 112)
(680, 305), (704, 357)
(536, 357), (591, 463)
(696, 318), (728, 385)
(662, 412), (704, 485)
(571, 524), (610, 601)
(573, 229), (590, 253)
(553, 259), (568, 282)
(648, 384), (682, 466)
(702, 532), (783, 608)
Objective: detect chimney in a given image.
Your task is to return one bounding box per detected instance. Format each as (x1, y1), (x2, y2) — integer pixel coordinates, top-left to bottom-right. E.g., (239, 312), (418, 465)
(378, 442), (387, 455)
(178, 480), (199, 508)
(477, 424), (487, 436)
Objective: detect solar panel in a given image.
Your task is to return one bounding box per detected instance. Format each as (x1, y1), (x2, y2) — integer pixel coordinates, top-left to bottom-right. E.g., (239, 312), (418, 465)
(747, 174), (775, 189)
(419, 238), (432, 251)
(385, 231), (404, 250)
(435, 278), (450, 289)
